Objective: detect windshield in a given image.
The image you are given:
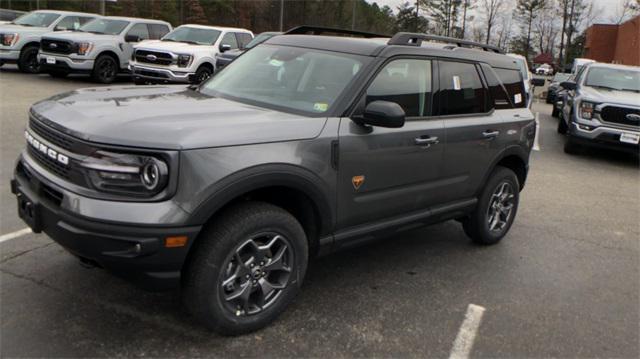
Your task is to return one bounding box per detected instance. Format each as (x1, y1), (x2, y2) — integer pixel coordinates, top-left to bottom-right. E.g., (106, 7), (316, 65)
(201, 45), (368, 115)
(245, 32), (278, 49)
(12, 12), (59, 27)
(80, 19), (129, 35)
(162, 26), (220, 45)
(585, 67), (640, 92)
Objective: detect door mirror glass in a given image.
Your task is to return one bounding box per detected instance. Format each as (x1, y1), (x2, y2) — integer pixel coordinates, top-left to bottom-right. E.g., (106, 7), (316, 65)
(356, 100), (405, 128)
(219, 44), (232, 53)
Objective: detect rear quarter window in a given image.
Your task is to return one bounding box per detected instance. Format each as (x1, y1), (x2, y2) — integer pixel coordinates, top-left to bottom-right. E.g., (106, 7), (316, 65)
(480, 64), (512, 110)
(494, 68), (526, 108)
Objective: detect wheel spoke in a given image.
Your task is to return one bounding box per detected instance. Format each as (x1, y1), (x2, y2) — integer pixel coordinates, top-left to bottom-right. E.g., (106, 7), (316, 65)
(263, 245), (291, 272)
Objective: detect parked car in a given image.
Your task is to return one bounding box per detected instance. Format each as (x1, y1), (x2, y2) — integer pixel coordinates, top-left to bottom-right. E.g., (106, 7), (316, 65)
(506, 53), (534, 108)
(558, 63), (640, 154)
(0, 8), (26, 24)
(12, 28), (535, 335)
(546, 72), (571, 106)
(535, 63), (554, 75)
(38, 16), (171, 83)
(571, 57), (595, 76)
(0, 10), (99, 73)
(215, 31), (280, 71)
(130, 24), (253, 84)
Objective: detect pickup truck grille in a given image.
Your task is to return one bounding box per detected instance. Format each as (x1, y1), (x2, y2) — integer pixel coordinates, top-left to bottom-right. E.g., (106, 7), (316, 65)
(135, 49), (174, 66)
(600, 106), (640, 128)
(41, 39), (74, 55)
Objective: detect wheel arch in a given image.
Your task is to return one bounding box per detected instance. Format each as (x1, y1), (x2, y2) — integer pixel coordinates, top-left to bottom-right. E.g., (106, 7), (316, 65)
(21, 41), (41, 51)
(481, 146), (530, 192)
(95, 50), (121, 68)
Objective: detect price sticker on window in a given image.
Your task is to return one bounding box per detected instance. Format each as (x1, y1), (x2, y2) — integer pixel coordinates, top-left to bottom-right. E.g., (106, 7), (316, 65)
(453, 75), (461, 90)
(514, 93), (522, 104)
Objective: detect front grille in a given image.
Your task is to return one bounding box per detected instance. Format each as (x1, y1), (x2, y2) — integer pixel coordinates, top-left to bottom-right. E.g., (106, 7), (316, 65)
(28, 145), (71, 179)
(600, 106), (640, 128)
(29, 117), (75, 150)
(135, 49), (174, 66)
(41, 39), (75, 55)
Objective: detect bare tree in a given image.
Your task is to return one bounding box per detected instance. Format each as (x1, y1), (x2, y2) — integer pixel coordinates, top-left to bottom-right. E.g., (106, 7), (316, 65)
(611, 0), (640, 24)
(460, 0), (476, 39)
(482, 0), (505, 44)
(534, 1), (558, 55)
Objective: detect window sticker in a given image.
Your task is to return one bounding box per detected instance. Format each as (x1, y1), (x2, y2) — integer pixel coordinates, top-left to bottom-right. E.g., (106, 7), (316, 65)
(453, 75), (461, 90)
(313, 103), (328, 112)
(514, 93), (522, 104)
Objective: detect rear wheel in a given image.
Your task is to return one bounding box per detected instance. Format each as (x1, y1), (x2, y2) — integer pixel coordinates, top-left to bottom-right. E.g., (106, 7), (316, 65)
(92, 54), (118, 84)
(462, 166), (519, 245)
(182, 201), (308, 335)
(18, 45), (40, 73)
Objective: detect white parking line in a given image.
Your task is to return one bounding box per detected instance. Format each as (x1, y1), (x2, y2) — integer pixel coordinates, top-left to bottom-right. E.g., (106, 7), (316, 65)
(449, 304), (486, 359)
(533, 112), (541, 151)
(0, 228), (33, 243)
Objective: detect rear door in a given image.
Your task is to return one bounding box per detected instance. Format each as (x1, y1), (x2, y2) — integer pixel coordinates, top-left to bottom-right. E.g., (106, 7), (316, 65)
(337, 58), (446, 229)
(436, 60), (506, 202)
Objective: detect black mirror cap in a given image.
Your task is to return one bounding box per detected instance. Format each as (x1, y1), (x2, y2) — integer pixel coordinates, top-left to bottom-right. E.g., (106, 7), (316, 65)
(356, 100), (405, 128)
(220, 44), (232, 53)
(125, 34), (140, 43)
(560, 81), (577, 90)
(530, 78), (546, 87)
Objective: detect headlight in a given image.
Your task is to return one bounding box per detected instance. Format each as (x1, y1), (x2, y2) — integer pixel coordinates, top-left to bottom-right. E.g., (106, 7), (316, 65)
(579, 101), (597, 120)
(81, 151), (169, 197)
(177, 54), (192, 67)
(1, 33), (19, 46)
(76, 42), (93, 56)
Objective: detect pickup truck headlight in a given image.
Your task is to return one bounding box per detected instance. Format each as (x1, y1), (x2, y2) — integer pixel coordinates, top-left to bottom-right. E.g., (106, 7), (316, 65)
(579, 101), (597, 120)
(1, 33), (19, 46)
(177, 54), (192, 67)
(81, 151), (169, 197)
(76, 42), (93, 56)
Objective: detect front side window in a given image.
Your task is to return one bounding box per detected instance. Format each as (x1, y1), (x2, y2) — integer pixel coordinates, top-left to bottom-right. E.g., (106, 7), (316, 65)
(220, 32), (239, 50)
(584, 67), (640, 92)
(13, 11), (60, 27)
(201, 45), (368, 115)
(438, 61), (488, 115)
(80, 19), (129, 35)
(366, 59), (432, 117)
(162, 26), (220, 45)
(126, 23), (150, 41)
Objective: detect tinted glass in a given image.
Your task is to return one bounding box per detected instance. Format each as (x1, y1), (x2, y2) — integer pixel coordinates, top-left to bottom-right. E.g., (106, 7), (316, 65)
(149, 24), (170, 39)
(366, 59), (432, 117)
(54, 16), (80, 31)
(439, 61), (488, 115)
(127, 23), (150, 40)
(494, 68), (526, 108)
(481, 64), (511, 110)
(13, 12), (59, 27)
(236, 33), (253, 48)
(80, 19), (129, 35)
(162, 26), (220, 45)
(78, 16), (95, 26)
(220, 32), (238, 49)
(201, 45), (368, 116)
(246, 32), (279, 49)
(584, 67), (640, 92)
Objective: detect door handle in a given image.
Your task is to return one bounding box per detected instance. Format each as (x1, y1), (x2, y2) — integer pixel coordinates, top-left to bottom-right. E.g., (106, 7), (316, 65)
(414, 136), (439, 147)
(482, 130), (500, 139)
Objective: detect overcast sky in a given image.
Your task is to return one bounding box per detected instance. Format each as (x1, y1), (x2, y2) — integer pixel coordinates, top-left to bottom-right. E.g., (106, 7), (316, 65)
(367, 0), (631, 24)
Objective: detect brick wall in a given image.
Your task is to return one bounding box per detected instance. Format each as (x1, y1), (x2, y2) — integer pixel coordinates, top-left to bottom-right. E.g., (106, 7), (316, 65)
(613, 16), (640, 65)
(584, 15), (640, 66)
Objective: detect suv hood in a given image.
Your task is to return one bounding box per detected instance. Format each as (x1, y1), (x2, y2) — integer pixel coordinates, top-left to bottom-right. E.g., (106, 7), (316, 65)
(580, 86), (640, 106)
(136, 40), (211, 54)
(41, 31), (120, 42)
(31, 85), (327, 150)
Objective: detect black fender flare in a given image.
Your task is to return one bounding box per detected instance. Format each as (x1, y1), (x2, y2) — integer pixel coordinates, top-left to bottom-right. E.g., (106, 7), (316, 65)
(187, 164), (335, 235)
(479, 145), (530, 193)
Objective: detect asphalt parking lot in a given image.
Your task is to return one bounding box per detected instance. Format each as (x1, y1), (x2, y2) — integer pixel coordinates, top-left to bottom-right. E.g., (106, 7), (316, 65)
(1, 66), (638, 357)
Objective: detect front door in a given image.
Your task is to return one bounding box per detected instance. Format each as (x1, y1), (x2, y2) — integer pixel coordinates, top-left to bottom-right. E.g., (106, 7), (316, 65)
(336, 58), (446, 230)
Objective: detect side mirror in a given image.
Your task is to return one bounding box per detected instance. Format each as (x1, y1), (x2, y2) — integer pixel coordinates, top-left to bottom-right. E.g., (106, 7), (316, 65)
(125, 34), (140, 43)
(530, 78), (545, 87)
(355, 101), (405, 128)
(560, 81), (576, 90)
(219, 44), (232, 53)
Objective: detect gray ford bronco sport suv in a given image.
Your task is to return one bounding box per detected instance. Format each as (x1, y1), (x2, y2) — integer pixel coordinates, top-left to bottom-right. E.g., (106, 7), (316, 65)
(11, 28), (535, 335)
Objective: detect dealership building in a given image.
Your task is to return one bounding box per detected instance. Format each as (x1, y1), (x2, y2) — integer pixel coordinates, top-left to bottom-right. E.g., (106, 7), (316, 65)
(584, 15), (640, 66)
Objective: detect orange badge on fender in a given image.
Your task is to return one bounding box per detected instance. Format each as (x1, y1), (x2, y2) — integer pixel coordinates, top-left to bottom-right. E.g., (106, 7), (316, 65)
(352, 175), (365, 190)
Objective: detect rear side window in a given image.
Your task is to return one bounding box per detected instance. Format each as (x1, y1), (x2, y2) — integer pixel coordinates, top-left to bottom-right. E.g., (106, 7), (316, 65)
(438, 61), (488, 115)
(494, 68), (526, 108)
(480, 64), (512, 110)
(149, 24), (170, 39)
(366, 59), (432, 118)
(221, 32), (239, 50)
(55, 16), (81, 31)
(236, 33), (253, 48)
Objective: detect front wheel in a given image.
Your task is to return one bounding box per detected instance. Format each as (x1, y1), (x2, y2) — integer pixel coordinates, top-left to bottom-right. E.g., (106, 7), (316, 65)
(92, 54), (118, 84)
(193, 65), (213, 84)
(463, 166), (519, 245)
(182, 201), (308, 335)
(18, 45), (40, 73)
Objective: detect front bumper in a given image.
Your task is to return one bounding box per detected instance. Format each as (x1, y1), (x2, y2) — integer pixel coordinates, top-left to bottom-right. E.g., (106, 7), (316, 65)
(0, 48), (20, 62)
(38, 52), (95, 72)
(11, 155), (202, 290)
(130, 63), (193, 83)
(569, 122), (640, 154)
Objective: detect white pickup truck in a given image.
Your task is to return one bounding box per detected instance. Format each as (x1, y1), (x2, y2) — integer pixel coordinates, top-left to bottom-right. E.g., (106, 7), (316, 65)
(130, 24), (253, 84)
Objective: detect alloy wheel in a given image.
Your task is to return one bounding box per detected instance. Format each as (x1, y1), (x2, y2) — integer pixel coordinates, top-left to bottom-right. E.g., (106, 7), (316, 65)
(486, 181), (515, 233)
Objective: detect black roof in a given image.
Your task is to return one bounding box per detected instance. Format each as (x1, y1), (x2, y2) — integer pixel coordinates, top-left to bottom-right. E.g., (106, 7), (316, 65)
(265, 33), (519, 71)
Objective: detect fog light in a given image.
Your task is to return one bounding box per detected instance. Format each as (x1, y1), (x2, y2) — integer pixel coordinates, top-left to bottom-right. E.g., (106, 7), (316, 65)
(577, 124), (593, 131)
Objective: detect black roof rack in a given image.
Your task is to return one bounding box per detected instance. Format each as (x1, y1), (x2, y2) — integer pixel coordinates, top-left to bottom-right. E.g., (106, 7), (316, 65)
(388, 32), (503, 54)
(284, 25), (388, 39)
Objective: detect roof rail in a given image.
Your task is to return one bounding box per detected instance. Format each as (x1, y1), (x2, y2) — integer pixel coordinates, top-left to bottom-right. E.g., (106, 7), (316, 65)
(388, 32), (503, 54)
(284, 25), (388, 38)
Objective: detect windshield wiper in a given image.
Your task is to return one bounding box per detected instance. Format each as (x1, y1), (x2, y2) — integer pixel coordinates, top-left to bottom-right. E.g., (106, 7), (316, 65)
(179, 40), (201, 45)
(161, 38), (176, 42)
(87, 31), (105, 35)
